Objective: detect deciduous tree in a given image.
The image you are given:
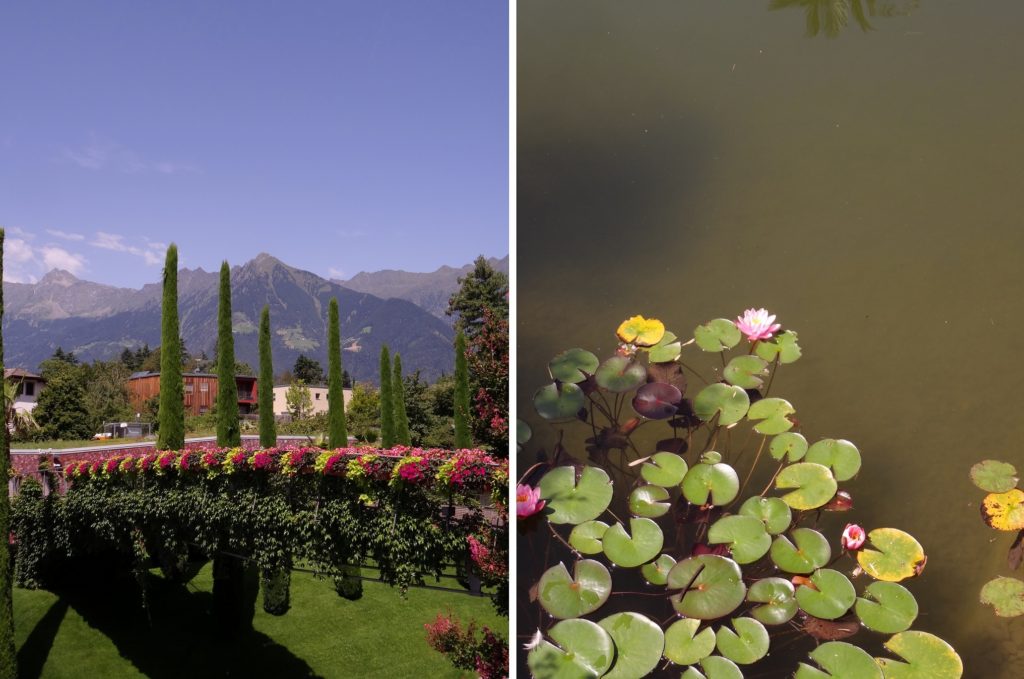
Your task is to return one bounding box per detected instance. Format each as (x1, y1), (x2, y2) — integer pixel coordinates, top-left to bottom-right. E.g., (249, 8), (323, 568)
(453, 330), (472, 448)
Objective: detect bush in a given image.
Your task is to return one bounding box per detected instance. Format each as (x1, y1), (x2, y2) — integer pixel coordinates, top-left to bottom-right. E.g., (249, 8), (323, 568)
(424, 610), (507, 678)
(260, 566), (291, 615)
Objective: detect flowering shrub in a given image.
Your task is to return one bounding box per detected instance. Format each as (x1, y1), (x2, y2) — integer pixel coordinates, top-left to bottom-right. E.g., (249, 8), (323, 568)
(424, 610), (508, 678)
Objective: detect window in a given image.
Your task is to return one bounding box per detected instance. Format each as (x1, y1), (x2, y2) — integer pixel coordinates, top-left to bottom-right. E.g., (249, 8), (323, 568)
(24, 382), (34, 397)
(315, 393), (320, 400)
(200, 382), (209, 392)
(185, 383), (194, 393)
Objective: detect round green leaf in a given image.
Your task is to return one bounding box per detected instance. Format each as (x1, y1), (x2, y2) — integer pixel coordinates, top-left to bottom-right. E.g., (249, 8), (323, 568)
(723, 355), (769, 389)
(876, 631), (963, 678)
(549, 348), (600, 384)
(641, 452), (688, 487)
(795, 641), (883, 679)
(667, 555), (747, 620)
(796, 569), (856, 620)
(715, 617), (768, 665)
(980, 576), (1024, 617)
(538, 466), (614, 525)
(755, 330), (802, 365)
(856, 528), (926, 583)
(970, 459), (1019, 493)
(602, 518), (664, 568)
(568, 520), (609, 555)
(537, 559), (613, 619)
(699, 656), (744, 679)
(695, 319), (742, 352)
(746, 397), (796, 435)
(770, 432), (808, 461)
(739, 496), (792, 535)
(693, 383), (750, 426)
(776, 462), (838, 510)
(770, 528), (831, 574)
(747, 577), (798, 625)
(641, 553), (677, 586)
(856, 581), (919, 632)
(664, 618), (716, 666)
(682, 462), (740, 506)
(805, 439), (861, 482)
(648, 331), (682, 363)
(527, 618), (616, 679)
(598, 612), (665, 679)
(708, 515), (771, 564)
(516, 419), (532, 447)
(594, 356), (647, 393)
(534, 382), (586, 421)
(629, 485), (671, 518)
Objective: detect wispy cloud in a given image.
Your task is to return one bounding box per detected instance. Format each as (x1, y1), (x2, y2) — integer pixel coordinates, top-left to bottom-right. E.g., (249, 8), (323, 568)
(92, 231), (163, 266)
(328, 267), (347, 280)
(46, 229), (85, 241)
(40, 246), (86, 274)
(61, 134), (200, 175)
(1, 231), (87, 282)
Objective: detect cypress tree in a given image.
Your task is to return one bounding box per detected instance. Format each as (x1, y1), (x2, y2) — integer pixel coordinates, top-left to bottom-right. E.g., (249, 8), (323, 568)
(258, 305), (276, 448)
(216, 261), (240, 447)
(0, 230), (16, 679)
(327, 298), (348, 448)
(392, 353), (411, 446)
(379, 345), (394, 448)
(158, 244), (185, 450)
(453, 330), (472, 448)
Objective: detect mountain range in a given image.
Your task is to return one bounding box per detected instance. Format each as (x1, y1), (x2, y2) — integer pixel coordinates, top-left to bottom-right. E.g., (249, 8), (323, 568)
(1, 253), (505, 383)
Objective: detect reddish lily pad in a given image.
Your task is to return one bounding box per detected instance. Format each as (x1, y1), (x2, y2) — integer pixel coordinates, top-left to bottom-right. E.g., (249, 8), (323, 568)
(739, 496), (792, 535)
(667, 555), (747, 620)
(770, 528), (831, 574)
(875, 630), (963, 678)
(527, 618), (615, 679)
(617, 315), (665, 347)
(602, 518), (664, 568)
(981, 489), (1024, 531)
(598, 612), (665, 679)
(534, 382), (586, 422)
(538, 559), (613, 619)
(695, 319), (742, 352)
(707, 515), (772, 564)
(693, 383), (750, 426)
(856, 582), (919, 633)
(640, 452), (688, 487)
(682, 461), (740, 506)
(794, 641), (882, 679)
(805, 439), (861, 482)
(632, 382), (682, 420)
(856, 528), (926, 582)
(640, 553), (677, 586)
(970, 460), (1019, 493)
(747, 397), (796, 435)
(795, 569), (856, 620)
(595, 356), (648, 393)
(715, 617), (769, 665)
(776, 462), (838, 510)
(664, 618), (716, 666)
(538, 466), (614, 525)
(629, 485), (671, 518)
(568, 520), (609, 555)
(747, 577), (798, 625)
(980, 576), (1024, 617)
(548, 348), (600, 384)
(724, 355), (769, 389)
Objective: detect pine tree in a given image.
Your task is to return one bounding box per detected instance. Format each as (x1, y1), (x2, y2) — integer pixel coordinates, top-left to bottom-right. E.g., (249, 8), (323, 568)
(158, 244), (185, 450)
(446, 255), (508, 340)
(258, 305), (276, 448)
(392, 353), (411, 446)
(327, 298), (348, 448)
(0, 230), (16, 679)
(216, 262), (240, 447)
(379, 345), (395, 448)
(453, 330), (472, 448)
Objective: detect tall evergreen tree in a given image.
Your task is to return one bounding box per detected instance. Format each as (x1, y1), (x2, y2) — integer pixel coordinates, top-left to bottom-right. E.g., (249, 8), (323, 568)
(216, 261), (240, 447)
(446, 255), (508, 340)
(453, 330), (472, 448)
(258, 305), (276, 448)
(327, 298), (348, 448)
(0, 230), (16, 679)
(379, 345), (395, 448)
(158, 244), (185, 450)
(392, 353), (411, 446)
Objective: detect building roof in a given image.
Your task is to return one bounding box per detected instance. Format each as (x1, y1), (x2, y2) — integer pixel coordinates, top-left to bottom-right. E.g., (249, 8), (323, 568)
(273, 383), (330, 390)
(128, 371), (257, 380)
(5, 368), (45, 382)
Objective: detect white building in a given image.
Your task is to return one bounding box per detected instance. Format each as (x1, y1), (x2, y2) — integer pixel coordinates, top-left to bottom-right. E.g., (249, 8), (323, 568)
(5, 368), (46, 414)
(272, 383), (352, 418)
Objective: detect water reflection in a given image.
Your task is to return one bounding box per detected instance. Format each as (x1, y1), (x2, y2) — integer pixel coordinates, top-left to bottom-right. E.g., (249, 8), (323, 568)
(769, 0), (920, 37)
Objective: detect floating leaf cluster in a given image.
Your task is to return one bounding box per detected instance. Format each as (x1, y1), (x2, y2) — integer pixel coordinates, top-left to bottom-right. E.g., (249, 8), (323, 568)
(970, 459), (1024, 617)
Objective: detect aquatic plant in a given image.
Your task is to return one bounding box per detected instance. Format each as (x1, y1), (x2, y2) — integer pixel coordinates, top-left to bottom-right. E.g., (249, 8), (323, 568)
(970, 459), (1024, 617)
(521, 311), (962, 678)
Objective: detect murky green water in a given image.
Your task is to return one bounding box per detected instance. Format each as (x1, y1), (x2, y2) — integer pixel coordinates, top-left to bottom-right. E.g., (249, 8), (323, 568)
(518, 1), (1024, 676)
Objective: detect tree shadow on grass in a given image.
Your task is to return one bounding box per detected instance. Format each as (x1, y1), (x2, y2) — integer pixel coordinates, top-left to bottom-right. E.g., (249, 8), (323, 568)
(17, 599), (68, 679)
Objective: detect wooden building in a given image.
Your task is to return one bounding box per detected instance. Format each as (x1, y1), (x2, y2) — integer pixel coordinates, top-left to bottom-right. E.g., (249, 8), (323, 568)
(127, 372), (258, 416)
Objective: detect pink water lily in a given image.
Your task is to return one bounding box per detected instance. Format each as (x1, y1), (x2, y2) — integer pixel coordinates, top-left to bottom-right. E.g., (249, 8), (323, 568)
(735, 308), (782, 342)
(842, 523), (866, 551)
(516, 484), (545, 518)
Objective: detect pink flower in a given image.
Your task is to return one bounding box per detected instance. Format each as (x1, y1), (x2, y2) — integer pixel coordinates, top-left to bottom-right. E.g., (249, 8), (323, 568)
(735, 308), (782, 342)
(842, 523), (866, 551)
(516, 484), (545, 518)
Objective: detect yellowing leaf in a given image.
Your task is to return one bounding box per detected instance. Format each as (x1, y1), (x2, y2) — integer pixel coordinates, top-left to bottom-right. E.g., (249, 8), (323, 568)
(616, 315), (666, 347)
(856, 528), (925, 583)
(982, 489), (1024, 531)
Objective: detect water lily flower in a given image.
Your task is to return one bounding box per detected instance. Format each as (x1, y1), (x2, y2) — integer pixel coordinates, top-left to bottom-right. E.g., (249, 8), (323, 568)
(735, 308), (782, 342)
(523, 629), (544, 651)
(516, 484), (545, 518)
(841, 523), (866, 551)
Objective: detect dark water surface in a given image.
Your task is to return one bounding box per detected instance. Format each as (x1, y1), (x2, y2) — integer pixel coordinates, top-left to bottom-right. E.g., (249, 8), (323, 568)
(518, 1), (1024, 676)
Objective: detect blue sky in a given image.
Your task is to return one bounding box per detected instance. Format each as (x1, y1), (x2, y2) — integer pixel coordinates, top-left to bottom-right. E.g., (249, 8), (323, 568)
(0, 1), (508, 287)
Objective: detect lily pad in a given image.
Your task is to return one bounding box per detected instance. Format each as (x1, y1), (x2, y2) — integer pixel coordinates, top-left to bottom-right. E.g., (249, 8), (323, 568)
(695, 319), (742, 352)
(708, 515), (772, 564)
(516, 419), (532, 449)
(747, 577), (798, 625)
(629, 485), (671, 518)
(697, 656), (744, 679)
(534, 383), (586, 422)
(856, 581), (919, 633)
(641, 553), (677, 586)
(693, 383), (750, 426)
(538, 559), (613, 619)
(715, 617), (769, 665)
(980, 576), (1024, 617)
(549, 348), (600, 384)
(603, 518), (665, 568)
(538, 466), (614, 525)
(568, 520), (609, 555)
(527, 618), (615, 679)
(617, 315), (665, 347)
(682, 462), (740, 506)
(664, 618), (716, 666)
(746, 397), (796, 435)
(595, 356), (648, 393)
(796, 569), (856, 620)
(641, 452), (689, 487)
(598, 612), (665, 679)
(648, 331), (682, 363)
(805, 439), (861, 482)
(856, 528), (926, 582)
(770, 528), (831, 574)
(776, 462), (838, 510)
(632, 382), (682, 420)
(876, 631), (963, 678)
(981, 488), (1024, 531)
(739, 496), (792, 535)
(794, 641), (883, 679)
(970, 460), (1019, 493)
(770, 432), (809, 462)
(724, 355), (769, 389)
(667, 555), (747, 620)
(755, 330), (802, 365)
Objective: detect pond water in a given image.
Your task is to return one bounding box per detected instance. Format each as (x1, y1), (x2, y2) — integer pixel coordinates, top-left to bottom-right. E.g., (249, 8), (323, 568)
(517, 1), (1024, 676)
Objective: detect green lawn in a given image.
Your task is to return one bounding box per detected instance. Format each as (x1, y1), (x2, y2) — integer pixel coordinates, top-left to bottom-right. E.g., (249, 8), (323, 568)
(13, 564), (503, 678)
